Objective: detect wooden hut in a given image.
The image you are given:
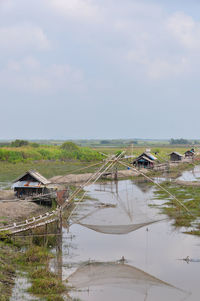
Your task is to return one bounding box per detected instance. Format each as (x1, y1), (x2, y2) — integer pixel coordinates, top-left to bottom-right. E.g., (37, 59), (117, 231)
(169, 152), (183, 162)
(12, 170), (51, 198)
(133, 152), (157, 168)
(184, 149), (195, 158)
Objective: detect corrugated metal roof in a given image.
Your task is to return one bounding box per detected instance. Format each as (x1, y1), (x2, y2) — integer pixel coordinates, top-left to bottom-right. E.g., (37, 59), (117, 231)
(143, 152), (157, 160)
(136, 152), (157, 161)
(12, 181), (45, 188)
(133, 155), (154, 163)
(13, 170), (50, 185)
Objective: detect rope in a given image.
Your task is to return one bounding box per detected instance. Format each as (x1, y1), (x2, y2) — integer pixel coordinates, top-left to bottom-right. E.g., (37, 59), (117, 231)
(51, 161), (104, 183)
(62, 157), (111, 209)
(66, 152), (125, 222)
(118, 160), (193, 215)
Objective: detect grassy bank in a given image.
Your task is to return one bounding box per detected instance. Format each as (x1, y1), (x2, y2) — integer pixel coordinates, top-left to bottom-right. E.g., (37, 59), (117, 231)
(0, 231), (68, 301)
(16, 245), (67, 301)
(0, 239), (16, 301)
(0, 201), (78, 301)
(152, 182), (200, 234)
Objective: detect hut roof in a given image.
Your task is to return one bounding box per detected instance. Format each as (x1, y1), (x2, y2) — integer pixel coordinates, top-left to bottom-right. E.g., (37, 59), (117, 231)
(169, 152), (183, 157)
(140, 152), (157, 161)
(184, 149), (195, 154)
(133, 155), (154, 164)
(13, 170), (50, 185)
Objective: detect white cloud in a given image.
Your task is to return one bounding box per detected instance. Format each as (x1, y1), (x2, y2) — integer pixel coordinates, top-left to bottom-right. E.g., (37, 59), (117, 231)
(127, 49), (190, 80)
(118, 9), (200, 79)
(48, 0), (99, 21)
(0, 25), (50, 52)
(146, 57), (189, 79)
(0, 57), (84, 93)
(0, 0), (200, 82)
(167, 12), (200, 50)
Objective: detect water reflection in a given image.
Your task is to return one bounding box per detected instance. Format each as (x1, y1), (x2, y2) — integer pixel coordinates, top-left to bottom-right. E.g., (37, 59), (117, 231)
(58, 180), (200, 301)
(11, 178), (200, 301)
(178, 165), (200, 182)
(68, 260), (175, 293)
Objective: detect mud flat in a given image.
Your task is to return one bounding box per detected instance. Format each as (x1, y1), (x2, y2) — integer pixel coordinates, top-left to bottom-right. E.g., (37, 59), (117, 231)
(175, 180), (200, 186)
(0, 189), (15, 200)
(0, 199), (46, 225)
(50, 169), (146, 185)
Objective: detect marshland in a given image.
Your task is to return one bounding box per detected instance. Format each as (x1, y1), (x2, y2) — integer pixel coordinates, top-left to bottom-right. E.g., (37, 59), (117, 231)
(1, 140), (200, 300)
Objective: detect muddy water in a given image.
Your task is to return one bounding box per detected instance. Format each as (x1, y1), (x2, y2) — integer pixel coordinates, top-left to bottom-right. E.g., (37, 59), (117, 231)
(54, 179), (200, 301)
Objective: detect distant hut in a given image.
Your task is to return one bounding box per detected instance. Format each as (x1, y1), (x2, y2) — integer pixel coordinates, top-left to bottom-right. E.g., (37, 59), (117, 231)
(184, 149), (195, 158)
(12, 170), (51, 198)
(169, 152), (183, 162)
(133, 152), (157, 168)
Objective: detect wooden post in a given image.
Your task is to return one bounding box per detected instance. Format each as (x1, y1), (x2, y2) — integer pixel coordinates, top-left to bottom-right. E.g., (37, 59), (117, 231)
(114, 167), (118, 181)
(44, 223), (48, 246)
(56, 208), (63, 280)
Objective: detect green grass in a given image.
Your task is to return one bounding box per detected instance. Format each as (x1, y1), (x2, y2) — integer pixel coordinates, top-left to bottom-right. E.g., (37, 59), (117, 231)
(0, 145), (103, 163)
(12, 241), (67, 301)
(0, 145), (196, 185)
(153, 182), (200, 233)
(94, 146), (191, 161)
(0, 241), (18, 300)
(28, 268), (66, 297)
(0, 160), (103, 184)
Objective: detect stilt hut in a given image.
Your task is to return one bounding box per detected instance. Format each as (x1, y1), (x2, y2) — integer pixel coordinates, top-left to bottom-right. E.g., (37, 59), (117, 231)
(12, 170), (51, 198)
(169, 152), (183, 162)
(133, 152), (157, 168)
(184, 149), (195, 158)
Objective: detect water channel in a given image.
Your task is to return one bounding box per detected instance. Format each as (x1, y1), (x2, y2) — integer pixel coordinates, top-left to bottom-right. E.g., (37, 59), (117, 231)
(10, 176), (200, 300)
(51, 179), (200, 301)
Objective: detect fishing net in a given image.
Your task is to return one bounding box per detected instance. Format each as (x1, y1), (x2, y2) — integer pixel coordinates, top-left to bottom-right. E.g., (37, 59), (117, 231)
(71, 180), (162, 235)
(78, 220), (157, 235)
(67, 261), (173, 292)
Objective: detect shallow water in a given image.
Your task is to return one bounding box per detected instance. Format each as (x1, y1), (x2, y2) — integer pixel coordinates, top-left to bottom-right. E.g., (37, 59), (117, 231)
(178, 165), (200, 182)
(51, 179), (200, 301)
(10, 271), (40, 301)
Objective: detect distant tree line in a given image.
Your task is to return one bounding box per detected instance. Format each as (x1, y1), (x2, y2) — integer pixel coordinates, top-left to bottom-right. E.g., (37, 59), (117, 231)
(11, 139), (29, 147)
(170, 138), (189, 145)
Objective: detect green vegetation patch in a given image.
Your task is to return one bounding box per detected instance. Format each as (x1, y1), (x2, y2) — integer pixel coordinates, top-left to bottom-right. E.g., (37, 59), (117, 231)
(17, 246), (53, 266)
(0, 241), (18, 300)
(153, 182), (200, 233)
(28, 268), (66, 297)
(0, 143), (103, 164)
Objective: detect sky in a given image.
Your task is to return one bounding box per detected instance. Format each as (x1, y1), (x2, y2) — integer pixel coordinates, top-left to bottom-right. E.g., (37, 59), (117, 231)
(0, 0), (200, 140)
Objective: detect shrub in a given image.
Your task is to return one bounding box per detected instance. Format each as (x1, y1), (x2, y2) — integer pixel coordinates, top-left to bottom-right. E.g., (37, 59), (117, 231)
(11, 139), (29, 147)
(61, 142), (79, 151)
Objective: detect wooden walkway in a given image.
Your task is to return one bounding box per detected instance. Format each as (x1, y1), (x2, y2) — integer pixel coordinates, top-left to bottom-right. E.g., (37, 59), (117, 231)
(0, 207), (62, 235)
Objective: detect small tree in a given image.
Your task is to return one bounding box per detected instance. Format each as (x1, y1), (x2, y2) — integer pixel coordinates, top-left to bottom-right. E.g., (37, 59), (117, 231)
(61, 141), (79, 151)
(11, 139), (29, 147)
